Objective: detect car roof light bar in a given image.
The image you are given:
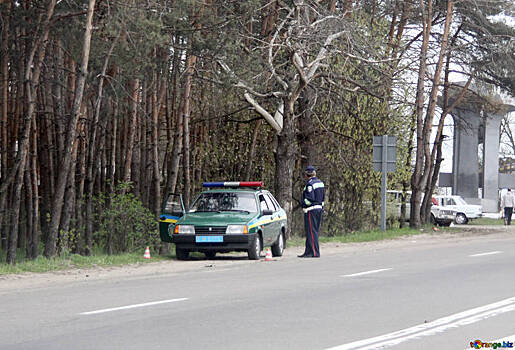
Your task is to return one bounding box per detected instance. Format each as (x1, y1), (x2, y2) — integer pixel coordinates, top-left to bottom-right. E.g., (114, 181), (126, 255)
(202, 181), (263, 188)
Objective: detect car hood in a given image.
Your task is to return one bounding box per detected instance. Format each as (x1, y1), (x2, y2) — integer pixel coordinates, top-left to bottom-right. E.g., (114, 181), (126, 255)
(177, 212), (259, 226)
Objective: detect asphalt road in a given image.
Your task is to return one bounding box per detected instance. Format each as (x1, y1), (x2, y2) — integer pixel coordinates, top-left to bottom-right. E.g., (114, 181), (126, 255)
(1, 230), (514, 350)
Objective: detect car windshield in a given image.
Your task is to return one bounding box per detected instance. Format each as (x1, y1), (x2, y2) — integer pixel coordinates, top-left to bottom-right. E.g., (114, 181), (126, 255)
(189, 192), (258, 213)
(454, 196), (468, 205)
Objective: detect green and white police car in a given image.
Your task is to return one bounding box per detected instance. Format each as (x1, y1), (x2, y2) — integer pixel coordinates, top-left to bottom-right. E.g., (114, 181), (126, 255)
(159, 182), (287, 260)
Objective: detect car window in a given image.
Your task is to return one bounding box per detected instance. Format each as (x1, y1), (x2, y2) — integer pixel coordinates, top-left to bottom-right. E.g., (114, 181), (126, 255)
(190, 192), (258, 213)
(455, 196), (467, 205)
(444, 198), (456, 206)
(264, 194), (276, 211)
(258, 195), (270, 211)
(163, 194), (182, 214)
(268, 194), (281, 210)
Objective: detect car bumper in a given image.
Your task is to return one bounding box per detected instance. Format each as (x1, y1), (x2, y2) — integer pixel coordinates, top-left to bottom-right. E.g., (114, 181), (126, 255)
(171, 233), (257, 251)
(466, 213), (482, 219)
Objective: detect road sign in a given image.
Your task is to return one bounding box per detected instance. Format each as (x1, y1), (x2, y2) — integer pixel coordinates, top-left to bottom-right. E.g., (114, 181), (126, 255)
(372, 136), (397, 172)
(373, 135), (397, 232)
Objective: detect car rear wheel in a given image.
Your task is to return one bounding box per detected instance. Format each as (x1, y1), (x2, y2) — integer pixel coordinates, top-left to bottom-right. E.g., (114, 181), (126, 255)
(271, 231), (284, 257)
(204, 251), (216, 259)
(176, 247), (190, 260)
(248, 234), (262, 260)
(455, 213), (468, 225)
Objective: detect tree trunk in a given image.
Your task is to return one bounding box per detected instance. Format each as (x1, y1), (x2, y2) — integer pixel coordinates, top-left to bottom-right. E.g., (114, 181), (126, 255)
(0, 1), (9, 193)
(298, 87), (318, 170)
(152, 76), (167, 218)
(45, 0), (96, 257)
(409, 0), (432, 228)
(0, 2), (11, 249)
(418, 0), (454, 224)
(245, 119), (262, 181)
(123, 79), (139, 186)
(29, 115), (39, 259)
(24, 166), (33, 258)
(165, 108), (183, 194)
(182, 54), (197, 207)
(59, 133), (79, 251)
(274, 99), (296, 239)
(6, 0), (57, 263)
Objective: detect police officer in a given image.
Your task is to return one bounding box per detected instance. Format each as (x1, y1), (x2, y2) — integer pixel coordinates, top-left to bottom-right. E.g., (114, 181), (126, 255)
(298, 165), (325, 258)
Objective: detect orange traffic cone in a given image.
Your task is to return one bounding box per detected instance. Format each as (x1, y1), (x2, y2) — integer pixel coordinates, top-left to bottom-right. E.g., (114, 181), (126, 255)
(143, 246), (151, 259)
(265, 247), (273, 261)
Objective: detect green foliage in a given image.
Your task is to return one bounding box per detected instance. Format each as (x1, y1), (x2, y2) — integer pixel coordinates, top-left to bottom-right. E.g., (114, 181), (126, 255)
(93, 183), (160, 254)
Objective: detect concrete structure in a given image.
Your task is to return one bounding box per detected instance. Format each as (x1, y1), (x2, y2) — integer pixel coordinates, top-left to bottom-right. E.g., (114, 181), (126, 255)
(439, 85), (515, 212)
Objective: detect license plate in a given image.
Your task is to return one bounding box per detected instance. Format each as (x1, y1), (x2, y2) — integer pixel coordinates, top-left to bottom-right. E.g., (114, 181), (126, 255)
(195, 235), (223, 243)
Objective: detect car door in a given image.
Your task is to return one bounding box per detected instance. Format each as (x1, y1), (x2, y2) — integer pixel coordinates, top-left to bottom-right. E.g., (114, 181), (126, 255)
(267, 193), (286, 241)
(159, 193), (185, 243)
(258, 194), (274, 244)
(263, 193), (280, 244)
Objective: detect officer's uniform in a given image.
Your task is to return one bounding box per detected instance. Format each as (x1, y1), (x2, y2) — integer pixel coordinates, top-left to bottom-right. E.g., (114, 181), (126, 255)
(300, 168), (325, 258)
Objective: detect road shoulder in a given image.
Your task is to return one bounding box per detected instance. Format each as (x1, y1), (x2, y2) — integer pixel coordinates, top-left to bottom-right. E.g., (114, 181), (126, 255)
(1, 225), (512, 293)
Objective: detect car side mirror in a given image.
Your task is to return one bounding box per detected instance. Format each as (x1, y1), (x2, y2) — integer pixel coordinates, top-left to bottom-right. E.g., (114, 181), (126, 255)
(261, 209), (273, 216)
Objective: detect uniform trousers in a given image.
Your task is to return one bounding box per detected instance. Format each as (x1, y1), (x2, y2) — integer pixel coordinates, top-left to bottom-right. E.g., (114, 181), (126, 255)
(303, 208), (322, 257)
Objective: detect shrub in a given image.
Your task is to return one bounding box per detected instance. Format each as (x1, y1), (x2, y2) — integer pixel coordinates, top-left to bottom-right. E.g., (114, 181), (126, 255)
(93, 183), (159, 254)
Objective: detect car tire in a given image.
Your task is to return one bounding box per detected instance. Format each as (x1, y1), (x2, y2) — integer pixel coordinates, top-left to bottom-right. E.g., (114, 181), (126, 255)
(176, 247), (190, 260)
(248, 234), (262, 260)
(271, 231), (284, 257)
(455, 213), (468, 225)
(204, 251), (216, 259)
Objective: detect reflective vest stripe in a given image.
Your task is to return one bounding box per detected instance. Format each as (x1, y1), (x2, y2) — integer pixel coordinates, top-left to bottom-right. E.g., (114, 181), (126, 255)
(312, 182), (324, 189)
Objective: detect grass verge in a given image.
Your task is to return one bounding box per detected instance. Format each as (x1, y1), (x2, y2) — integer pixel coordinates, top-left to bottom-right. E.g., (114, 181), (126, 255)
(0, 249), (169, 276)
(468, 217), (504, 225)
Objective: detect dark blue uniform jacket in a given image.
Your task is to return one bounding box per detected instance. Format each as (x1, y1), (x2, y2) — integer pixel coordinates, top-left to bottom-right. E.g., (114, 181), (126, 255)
(301, 177), (325, 209)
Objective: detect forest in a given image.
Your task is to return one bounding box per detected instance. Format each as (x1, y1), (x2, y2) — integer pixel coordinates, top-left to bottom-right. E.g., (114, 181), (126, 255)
(0, 0), (513, 264)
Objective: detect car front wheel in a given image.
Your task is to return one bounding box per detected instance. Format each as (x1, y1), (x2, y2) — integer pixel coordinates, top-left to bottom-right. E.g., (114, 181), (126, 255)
(455, 213), (468, 224)
(271, 231), (284, 257)
(248, 234), (262, 260)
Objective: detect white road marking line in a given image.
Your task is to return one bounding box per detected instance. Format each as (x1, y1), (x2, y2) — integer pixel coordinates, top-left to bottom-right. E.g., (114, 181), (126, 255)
(469, 251), (502, 257)
(80, 298), (189, 315)
(341, 268), (392, 278)
(325, 296), (515, 350)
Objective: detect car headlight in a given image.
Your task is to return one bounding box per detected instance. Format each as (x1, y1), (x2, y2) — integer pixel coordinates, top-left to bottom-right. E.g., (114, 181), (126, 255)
(226, 225), (248, 234)
(174, 225), (195, 234)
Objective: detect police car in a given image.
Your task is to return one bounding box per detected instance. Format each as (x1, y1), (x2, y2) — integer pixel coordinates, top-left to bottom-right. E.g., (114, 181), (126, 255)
(159, 182), (287, 260)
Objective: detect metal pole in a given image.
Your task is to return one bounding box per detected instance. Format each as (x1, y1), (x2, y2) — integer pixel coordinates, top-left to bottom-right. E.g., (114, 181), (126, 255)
(381, 135), (388, 231)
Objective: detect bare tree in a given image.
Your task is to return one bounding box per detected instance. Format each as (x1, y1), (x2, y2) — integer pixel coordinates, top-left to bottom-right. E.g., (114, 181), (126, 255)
(217, 1), (349, 236)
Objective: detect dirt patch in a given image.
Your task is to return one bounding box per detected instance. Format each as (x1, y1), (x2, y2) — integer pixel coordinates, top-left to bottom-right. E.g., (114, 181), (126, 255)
(1, 225), (513, 293)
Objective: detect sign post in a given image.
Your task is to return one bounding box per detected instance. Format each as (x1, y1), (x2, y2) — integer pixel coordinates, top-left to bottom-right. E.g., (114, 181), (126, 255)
(373, 135), (397, 231)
